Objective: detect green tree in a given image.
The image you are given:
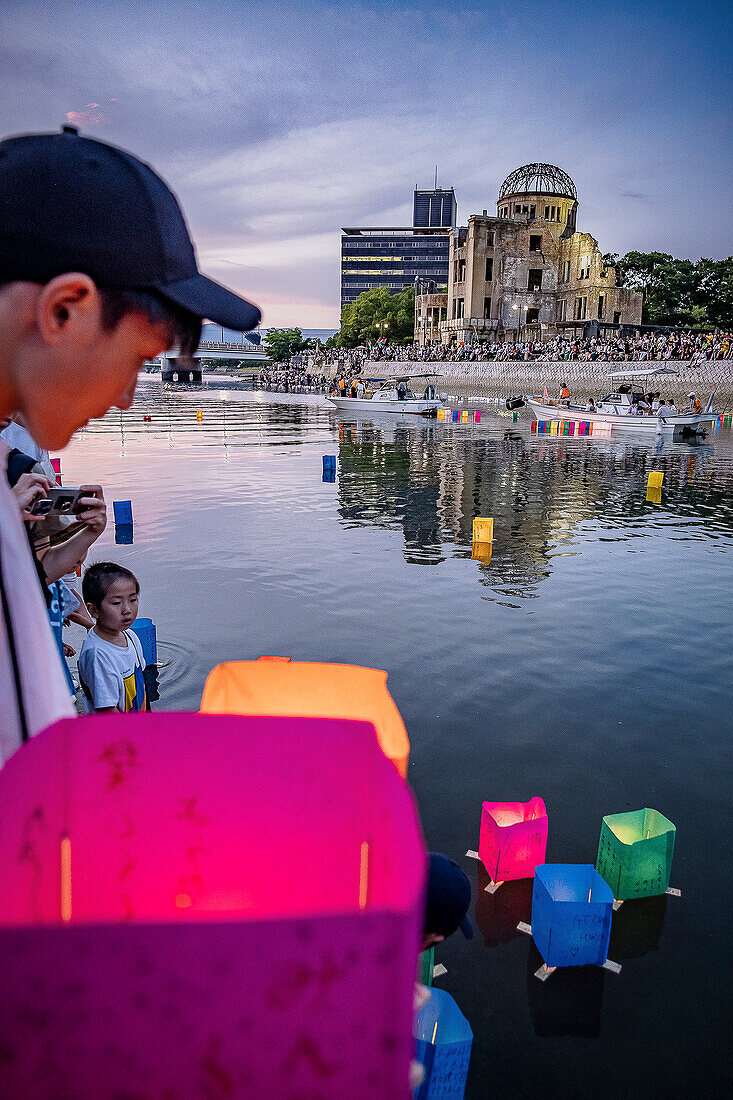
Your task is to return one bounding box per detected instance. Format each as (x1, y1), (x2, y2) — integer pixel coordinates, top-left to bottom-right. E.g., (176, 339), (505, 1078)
(336, 286), (415, 348)
(263, 328), (310, 362)
(614, 252), (732, 328)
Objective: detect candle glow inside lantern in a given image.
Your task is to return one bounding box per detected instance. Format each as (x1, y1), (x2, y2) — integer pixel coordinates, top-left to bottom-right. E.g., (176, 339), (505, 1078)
(531, 864), (613, 969)
(595, 808), (676, 900)
(479, 797), (548, 885)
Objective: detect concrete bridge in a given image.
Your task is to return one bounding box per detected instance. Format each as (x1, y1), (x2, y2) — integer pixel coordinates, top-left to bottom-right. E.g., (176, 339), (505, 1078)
(148, 341), (268, 383)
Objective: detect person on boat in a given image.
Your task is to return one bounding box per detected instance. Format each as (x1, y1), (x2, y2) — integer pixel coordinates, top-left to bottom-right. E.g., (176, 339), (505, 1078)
(559, 382), (570, 405)
(687, 391), (701, 413)
(397, 379), (408, 401)
(585, 398), (596, 412)
(668, 398), (678, 414)
(356, 379), (365, 399)
(628, 399), (642, 416)
(657, 400), (672, 417)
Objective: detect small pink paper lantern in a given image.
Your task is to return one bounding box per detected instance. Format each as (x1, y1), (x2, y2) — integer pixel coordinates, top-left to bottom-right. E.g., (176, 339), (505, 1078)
(0, 713), (426, 1098)
(479, 797), (548, 883)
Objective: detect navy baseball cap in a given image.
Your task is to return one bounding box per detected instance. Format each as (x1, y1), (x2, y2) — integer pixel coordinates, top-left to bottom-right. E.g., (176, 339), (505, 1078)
(0, 126), (261, 332)
(424, 853), (474, 940)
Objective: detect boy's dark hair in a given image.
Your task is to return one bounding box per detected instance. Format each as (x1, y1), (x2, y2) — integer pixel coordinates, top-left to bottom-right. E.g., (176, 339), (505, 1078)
(98, 287), (201, 359)
(83, 562), (140, 608)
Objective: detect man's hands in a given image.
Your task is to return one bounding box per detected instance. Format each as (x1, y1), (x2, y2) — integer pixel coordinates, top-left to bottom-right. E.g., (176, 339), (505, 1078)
(76, 485), (107, 535)
(11, 471), (52, 522)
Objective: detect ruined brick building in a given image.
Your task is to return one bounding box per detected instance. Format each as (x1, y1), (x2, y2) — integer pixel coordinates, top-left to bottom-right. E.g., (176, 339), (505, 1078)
(415, 163), (642, 345)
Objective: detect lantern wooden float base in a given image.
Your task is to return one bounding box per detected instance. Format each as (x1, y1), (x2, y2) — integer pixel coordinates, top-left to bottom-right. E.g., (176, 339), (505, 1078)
(613, 886), (681, 911)
(484, 879), (504, 894)
(517, 923), (622, 981)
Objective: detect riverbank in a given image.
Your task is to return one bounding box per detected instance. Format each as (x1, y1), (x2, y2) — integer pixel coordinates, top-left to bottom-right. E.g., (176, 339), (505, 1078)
(361, 358), (733, 403)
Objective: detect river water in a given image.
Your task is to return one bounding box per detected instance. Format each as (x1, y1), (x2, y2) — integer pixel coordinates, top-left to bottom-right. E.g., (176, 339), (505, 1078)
(62, 378), (733, 1098)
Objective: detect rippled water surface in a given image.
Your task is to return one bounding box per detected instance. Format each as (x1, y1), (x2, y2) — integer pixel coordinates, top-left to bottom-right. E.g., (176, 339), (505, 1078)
(63, 379), (733, 1097)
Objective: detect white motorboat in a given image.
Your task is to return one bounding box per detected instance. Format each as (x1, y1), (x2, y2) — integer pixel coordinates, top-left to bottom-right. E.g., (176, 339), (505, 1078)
(520, 369), (715, 441)
(326, 375), (446, 417)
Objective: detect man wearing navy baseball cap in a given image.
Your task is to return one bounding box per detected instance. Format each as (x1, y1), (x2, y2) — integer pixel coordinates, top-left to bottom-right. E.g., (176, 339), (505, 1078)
(0, 126), (261, 764)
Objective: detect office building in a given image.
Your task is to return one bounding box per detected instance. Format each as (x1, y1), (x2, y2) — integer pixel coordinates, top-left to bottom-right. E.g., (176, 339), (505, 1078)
(340, 187), (456, 312)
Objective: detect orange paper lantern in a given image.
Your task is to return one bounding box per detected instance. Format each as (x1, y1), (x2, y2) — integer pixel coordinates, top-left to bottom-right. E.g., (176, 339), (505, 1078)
(200, 661), (410, 777)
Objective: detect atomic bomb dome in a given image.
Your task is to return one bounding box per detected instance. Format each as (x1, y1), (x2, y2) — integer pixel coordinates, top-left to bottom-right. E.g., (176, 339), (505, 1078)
(499, 163), (577, 201)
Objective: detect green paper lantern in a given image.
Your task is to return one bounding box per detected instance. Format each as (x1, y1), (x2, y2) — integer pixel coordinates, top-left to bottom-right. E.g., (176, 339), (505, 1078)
(595, 808), (675, 900)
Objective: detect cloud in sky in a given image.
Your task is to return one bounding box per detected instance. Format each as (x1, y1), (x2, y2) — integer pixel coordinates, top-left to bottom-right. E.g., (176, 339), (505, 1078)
(1, 0), (731, 327)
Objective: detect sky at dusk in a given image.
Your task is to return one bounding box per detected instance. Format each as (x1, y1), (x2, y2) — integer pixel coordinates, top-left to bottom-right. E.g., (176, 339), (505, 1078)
(1, 0), (731, 328)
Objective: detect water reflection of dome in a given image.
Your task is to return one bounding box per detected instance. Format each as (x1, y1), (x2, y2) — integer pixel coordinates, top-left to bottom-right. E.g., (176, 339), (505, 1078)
(499, 163), (577, 200)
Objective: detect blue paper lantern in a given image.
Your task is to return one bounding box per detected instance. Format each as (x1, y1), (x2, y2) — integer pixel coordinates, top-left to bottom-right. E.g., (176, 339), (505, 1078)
(131, 618), (157, 665)
(322, 455), (336, 482)
(413, 987), (472, 1099)
(113, 500), (133, 525)
(114, 523), (134, 545)
(531, 864), (613, 968)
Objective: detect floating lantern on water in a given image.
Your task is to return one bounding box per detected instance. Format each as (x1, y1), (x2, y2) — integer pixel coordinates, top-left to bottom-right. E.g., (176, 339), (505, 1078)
(113, 499), (133, 525)
(452, 410), (460, 422)
(474, 410), (481, 423)
(413, 987), (473, 1100)
(196, 409), (203, 421)
(647, 471), (664, 489)
(531, 864), (613, 971)
(200, 660), (410, 777)
(0, 713), (425, 1097)
(595, 808), (676, 901)
(322, 454), (336, 482)
(472, 517), (493, 543)
(50, 457), (62, 483)
(461, 411), (469, 423)
(479, 798), (547, 887)
(114, 523), (133, 545)
(130, 617), (157, 665)
(437, 409), (446, 420)
(471, 541), (492, 563)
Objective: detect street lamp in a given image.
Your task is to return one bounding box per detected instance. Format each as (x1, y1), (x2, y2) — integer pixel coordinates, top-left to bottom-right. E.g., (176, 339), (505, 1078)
(512, 302), (527, 341)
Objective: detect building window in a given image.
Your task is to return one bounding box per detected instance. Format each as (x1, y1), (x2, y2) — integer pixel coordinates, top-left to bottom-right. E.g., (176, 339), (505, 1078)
(560, 260), (570, 283)
(485, 257), (493, 281)
(575, 295), (587, 320)
(614, 311), (621, 324)
(528, 269), (543, 291)
(487, 231), (494, 246)
(529, 205), (536, 219)
(578, 256), (591, 280)
(458, 259), (466, 282)
(526, 307), (540, 323)
(529, 234), (542, 252)
(456, 297), (464, 319)
(598, 294), (605, 320)
(544, 205), (550, 220)
(483, 297), (491, 319)
(558, 299), (567, 321)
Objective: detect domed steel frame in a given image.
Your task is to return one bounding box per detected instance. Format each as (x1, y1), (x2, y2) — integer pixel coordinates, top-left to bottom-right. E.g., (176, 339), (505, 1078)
(499, 163), (577, 200)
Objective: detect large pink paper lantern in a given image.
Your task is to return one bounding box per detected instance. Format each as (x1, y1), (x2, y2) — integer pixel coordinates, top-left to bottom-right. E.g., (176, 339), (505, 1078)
(0, 713), (426, 1098)
(479, 797), (548, 883)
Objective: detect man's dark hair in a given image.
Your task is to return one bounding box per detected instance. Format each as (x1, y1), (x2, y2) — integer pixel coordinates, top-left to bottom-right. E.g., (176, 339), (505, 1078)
(99, 287), (201, 358)
(0, 282), (202, 359)
(83, 561), (140, 608)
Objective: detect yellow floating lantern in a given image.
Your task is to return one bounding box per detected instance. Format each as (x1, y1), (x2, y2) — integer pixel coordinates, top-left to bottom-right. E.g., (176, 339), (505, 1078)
(473, 517), (494, 543)
(200, 660), (410, 777)
(647, 471), (664, 489)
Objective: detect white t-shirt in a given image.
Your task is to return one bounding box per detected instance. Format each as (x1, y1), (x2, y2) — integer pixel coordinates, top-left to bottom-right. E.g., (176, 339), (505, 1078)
(0, 420), (56, 483)
(0, 443), (75, 767)
(78, 627), (146, 712)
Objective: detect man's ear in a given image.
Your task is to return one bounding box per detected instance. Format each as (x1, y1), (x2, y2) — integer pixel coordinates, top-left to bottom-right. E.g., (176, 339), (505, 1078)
(35, 274), (100, 345)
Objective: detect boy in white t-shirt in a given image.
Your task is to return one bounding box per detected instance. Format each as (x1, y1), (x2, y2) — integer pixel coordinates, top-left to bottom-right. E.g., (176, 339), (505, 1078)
(78, 562), (147, 712)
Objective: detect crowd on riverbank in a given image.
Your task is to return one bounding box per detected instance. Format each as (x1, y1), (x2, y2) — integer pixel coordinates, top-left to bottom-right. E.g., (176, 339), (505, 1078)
(295, 330), (732, 372)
